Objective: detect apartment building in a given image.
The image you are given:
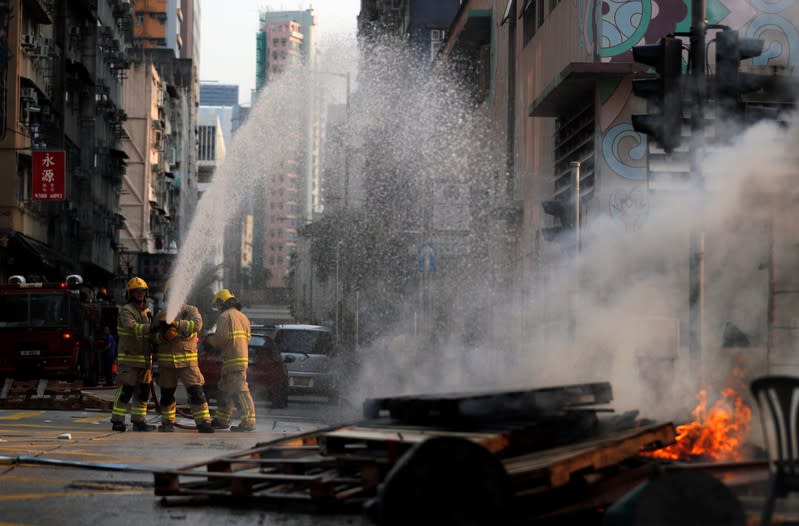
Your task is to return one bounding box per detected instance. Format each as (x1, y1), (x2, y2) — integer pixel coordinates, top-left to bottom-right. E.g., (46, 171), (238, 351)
(118, 0), (199, 291)
(0, 0), (133, 287)
(253, 9), (318, 292)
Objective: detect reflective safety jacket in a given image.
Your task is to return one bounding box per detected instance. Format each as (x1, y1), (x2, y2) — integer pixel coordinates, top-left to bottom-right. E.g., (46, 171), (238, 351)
(154, 304), (202, 368)
(117, 302), (153, 368)
(206, 307), (251, 373)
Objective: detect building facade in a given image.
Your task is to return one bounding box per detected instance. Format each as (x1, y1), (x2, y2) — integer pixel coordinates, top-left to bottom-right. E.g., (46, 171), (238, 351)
(253, 8), (318, 292)
(435, 0), (799, 383)
(0, 0), (134, 287)
(117, 0), (199, 292)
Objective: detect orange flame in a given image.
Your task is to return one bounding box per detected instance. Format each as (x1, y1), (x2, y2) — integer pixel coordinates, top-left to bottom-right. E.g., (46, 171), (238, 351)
(644, 387), (752, 461)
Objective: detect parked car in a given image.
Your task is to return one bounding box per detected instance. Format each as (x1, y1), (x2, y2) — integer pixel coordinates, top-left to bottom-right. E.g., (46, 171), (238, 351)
(273, 324), (340, 400)
(199, 332), (291, 408)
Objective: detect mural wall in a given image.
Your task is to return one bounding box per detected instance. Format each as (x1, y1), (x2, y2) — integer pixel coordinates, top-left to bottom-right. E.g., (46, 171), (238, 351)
(586, 0), (799, 227)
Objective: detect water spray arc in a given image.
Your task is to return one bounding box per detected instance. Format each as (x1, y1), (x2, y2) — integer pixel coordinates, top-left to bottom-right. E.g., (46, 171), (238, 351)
(164, 68), (308, 322)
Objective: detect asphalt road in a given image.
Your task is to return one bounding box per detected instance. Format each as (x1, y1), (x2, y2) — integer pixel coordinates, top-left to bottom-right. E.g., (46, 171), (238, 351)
(0, 390), (369, 526)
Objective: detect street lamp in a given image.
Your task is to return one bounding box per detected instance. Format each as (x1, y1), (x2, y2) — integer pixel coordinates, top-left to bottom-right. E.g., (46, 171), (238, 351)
(335, 239), (343, 344)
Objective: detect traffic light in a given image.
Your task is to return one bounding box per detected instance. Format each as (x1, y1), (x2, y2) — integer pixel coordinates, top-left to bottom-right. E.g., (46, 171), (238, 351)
(631, 37), (683, 153)
(541, 199), (574, 246)
(715, 29), (765, 118)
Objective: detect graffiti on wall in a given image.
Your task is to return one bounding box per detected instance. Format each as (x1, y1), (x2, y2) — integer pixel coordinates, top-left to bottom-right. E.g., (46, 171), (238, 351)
(593, 0), (799, 226)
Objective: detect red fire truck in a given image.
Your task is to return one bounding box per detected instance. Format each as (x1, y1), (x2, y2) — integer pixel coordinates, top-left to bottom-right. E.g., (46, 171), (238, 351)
(0, 274), (118, 385)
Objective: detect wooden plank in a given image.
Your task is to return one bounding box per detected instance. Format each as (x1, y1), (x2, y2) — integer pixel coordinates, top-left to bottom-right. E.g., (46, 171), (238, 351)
(319, 425), (511, 460)
(503, 423), (676, 488)
(363, 382), (613, 424)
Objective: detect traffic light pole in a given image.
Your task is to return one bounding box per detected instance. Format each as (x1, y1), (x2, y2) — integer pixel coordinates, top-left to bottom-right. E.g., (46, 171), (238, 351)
(689, 0), (706, 383)
(571, 161), (581, 254)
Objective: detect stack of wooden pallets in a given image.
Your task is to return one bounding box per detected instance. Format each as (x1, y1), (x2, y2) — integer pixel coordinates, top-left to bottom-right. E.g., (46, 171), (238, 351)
(0, 378), (112, 410)
(153, 382), (678, 521)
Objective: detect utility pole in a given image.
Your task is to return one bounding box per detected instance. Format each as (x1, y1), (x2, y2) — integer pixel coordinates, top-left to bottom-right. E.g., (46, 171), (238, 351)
(344, 71), (351, 209)
(689, 0), (706, 383)
(571, 161), (581, 254)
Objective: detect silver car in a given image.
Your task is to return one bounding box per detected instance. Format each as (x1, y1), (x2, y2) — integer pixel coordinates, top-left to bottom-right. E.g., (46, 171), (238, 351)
(273, 324), (338, 397)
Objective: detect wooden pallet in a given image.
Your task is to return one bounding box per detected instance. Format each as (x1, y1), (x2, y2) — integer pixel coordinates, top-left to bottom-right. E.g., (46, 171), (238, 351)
(504, 423), (677, 491)
(0, 378), (112, 410)
(154, 419), (676, 513)
(363, 382), (614, 424)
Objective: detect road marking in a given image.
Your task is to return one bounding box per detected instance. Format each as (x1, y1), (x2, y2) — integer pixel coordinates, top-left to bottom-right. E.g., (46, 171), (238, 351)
(72, 415), (109, 424)
(0, 489), (149, 502)
(39, 450), (112, 458)
(0, 412), (42, 421)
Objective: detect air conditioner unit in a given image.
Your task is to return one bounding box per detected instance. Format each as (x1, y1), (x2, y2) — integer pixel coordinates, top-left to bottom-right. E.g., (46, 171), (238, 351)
(21, 34), (36, 48)
(20, 87), (37, 101)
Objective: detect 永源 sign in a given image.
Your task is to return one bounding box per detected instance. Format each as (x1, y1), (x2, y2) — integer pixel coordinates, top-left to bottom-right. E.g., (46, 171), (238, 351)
(32, 150), (66, 200)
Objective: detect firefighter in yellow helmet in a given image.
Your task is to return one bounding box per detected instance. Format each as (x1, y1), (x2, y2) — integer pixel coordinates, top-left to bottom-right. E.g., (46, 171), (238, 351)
(152, 280), (214, 433)
(206, 289), (256, 431)
(111, 277), (156, 432)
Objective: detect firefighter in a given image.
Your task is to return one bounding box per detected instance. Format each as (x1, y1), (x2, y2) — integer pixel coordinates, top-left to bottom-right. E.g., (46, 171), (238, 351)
(152, 280), (214, 433)
(111, 277), (156, 432)
(206, 289), (256, 432)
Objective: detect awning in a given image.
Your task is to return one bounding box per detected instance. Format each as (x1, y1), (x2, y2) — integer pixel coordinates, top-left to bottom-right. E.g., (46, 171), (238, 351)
(109, 148), (129, 159)
(529, 62), (646, 117)
(6, 231), (74, 274)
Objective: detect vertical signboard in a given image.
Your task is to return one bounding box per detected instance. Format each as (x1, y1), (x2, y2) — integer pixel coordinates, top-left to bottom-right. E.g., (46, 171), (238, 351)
(32, 150), (65, 200)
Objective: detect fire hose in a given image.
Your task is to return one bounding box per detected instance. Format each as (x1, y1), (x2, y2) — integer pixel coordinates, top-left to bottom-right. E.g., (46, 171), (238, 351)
(148, 382), (198, 430)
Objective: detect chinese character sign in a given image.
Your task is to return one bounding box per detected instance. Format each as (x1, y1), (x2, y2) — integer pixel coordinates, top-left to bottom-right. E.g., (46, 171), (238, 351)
(32, 150), (65, 200)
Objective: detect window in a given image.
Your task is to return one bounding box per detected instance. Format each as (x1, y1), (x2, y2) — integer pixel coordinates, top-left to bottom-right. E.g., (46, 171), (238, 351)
(430, 28), (445, 62)
(553, 102), (595, 204)
(538, 0), (545, 28)
(550, 0), (560, 9)
(523, 1), (536, 45)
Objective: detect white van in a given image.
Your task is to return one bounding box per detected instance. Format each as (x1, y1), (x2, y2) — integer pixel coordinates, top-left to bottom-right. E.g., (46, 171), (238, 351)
(273, 324), (339, 399)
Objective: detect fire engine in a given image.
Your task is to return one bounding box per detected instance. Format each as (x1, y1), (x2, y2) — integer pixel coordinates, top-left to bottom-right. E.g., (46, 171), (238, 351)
(0, 274), (118, 385)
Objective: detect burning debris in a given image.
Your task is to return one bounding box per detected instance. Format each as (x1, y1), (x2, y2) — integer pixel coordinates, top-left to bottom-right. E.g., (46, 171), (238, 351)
(643, 387), (752, 462)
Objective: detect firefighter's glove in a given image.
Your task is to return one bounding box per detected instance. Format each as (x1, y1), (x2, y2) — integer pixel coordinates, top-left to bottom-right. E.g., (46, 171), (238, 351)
(162, 323), (179, 342)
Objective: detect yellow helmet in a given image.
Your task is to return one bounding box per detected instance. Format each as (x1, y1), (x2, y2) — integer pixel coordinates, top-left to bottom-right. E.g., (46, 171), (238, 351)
(211, 289), (235, 310)
(126, 277), (148, 292)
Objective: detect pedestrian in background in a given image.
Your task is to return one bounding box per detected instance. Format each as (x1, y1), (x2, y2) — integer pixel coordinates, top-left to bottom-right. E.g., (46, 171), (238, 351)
(206, 289), (256, 432)
(101, 325), (117, 387)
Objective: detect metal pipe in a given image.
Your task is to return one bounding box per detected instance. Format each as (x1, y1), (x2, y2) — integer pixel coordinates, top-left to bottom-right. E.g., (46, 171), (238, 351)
(335, 241), (341, 344)
(571, 161), (581, 254)
(689, 0), (706, 383)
